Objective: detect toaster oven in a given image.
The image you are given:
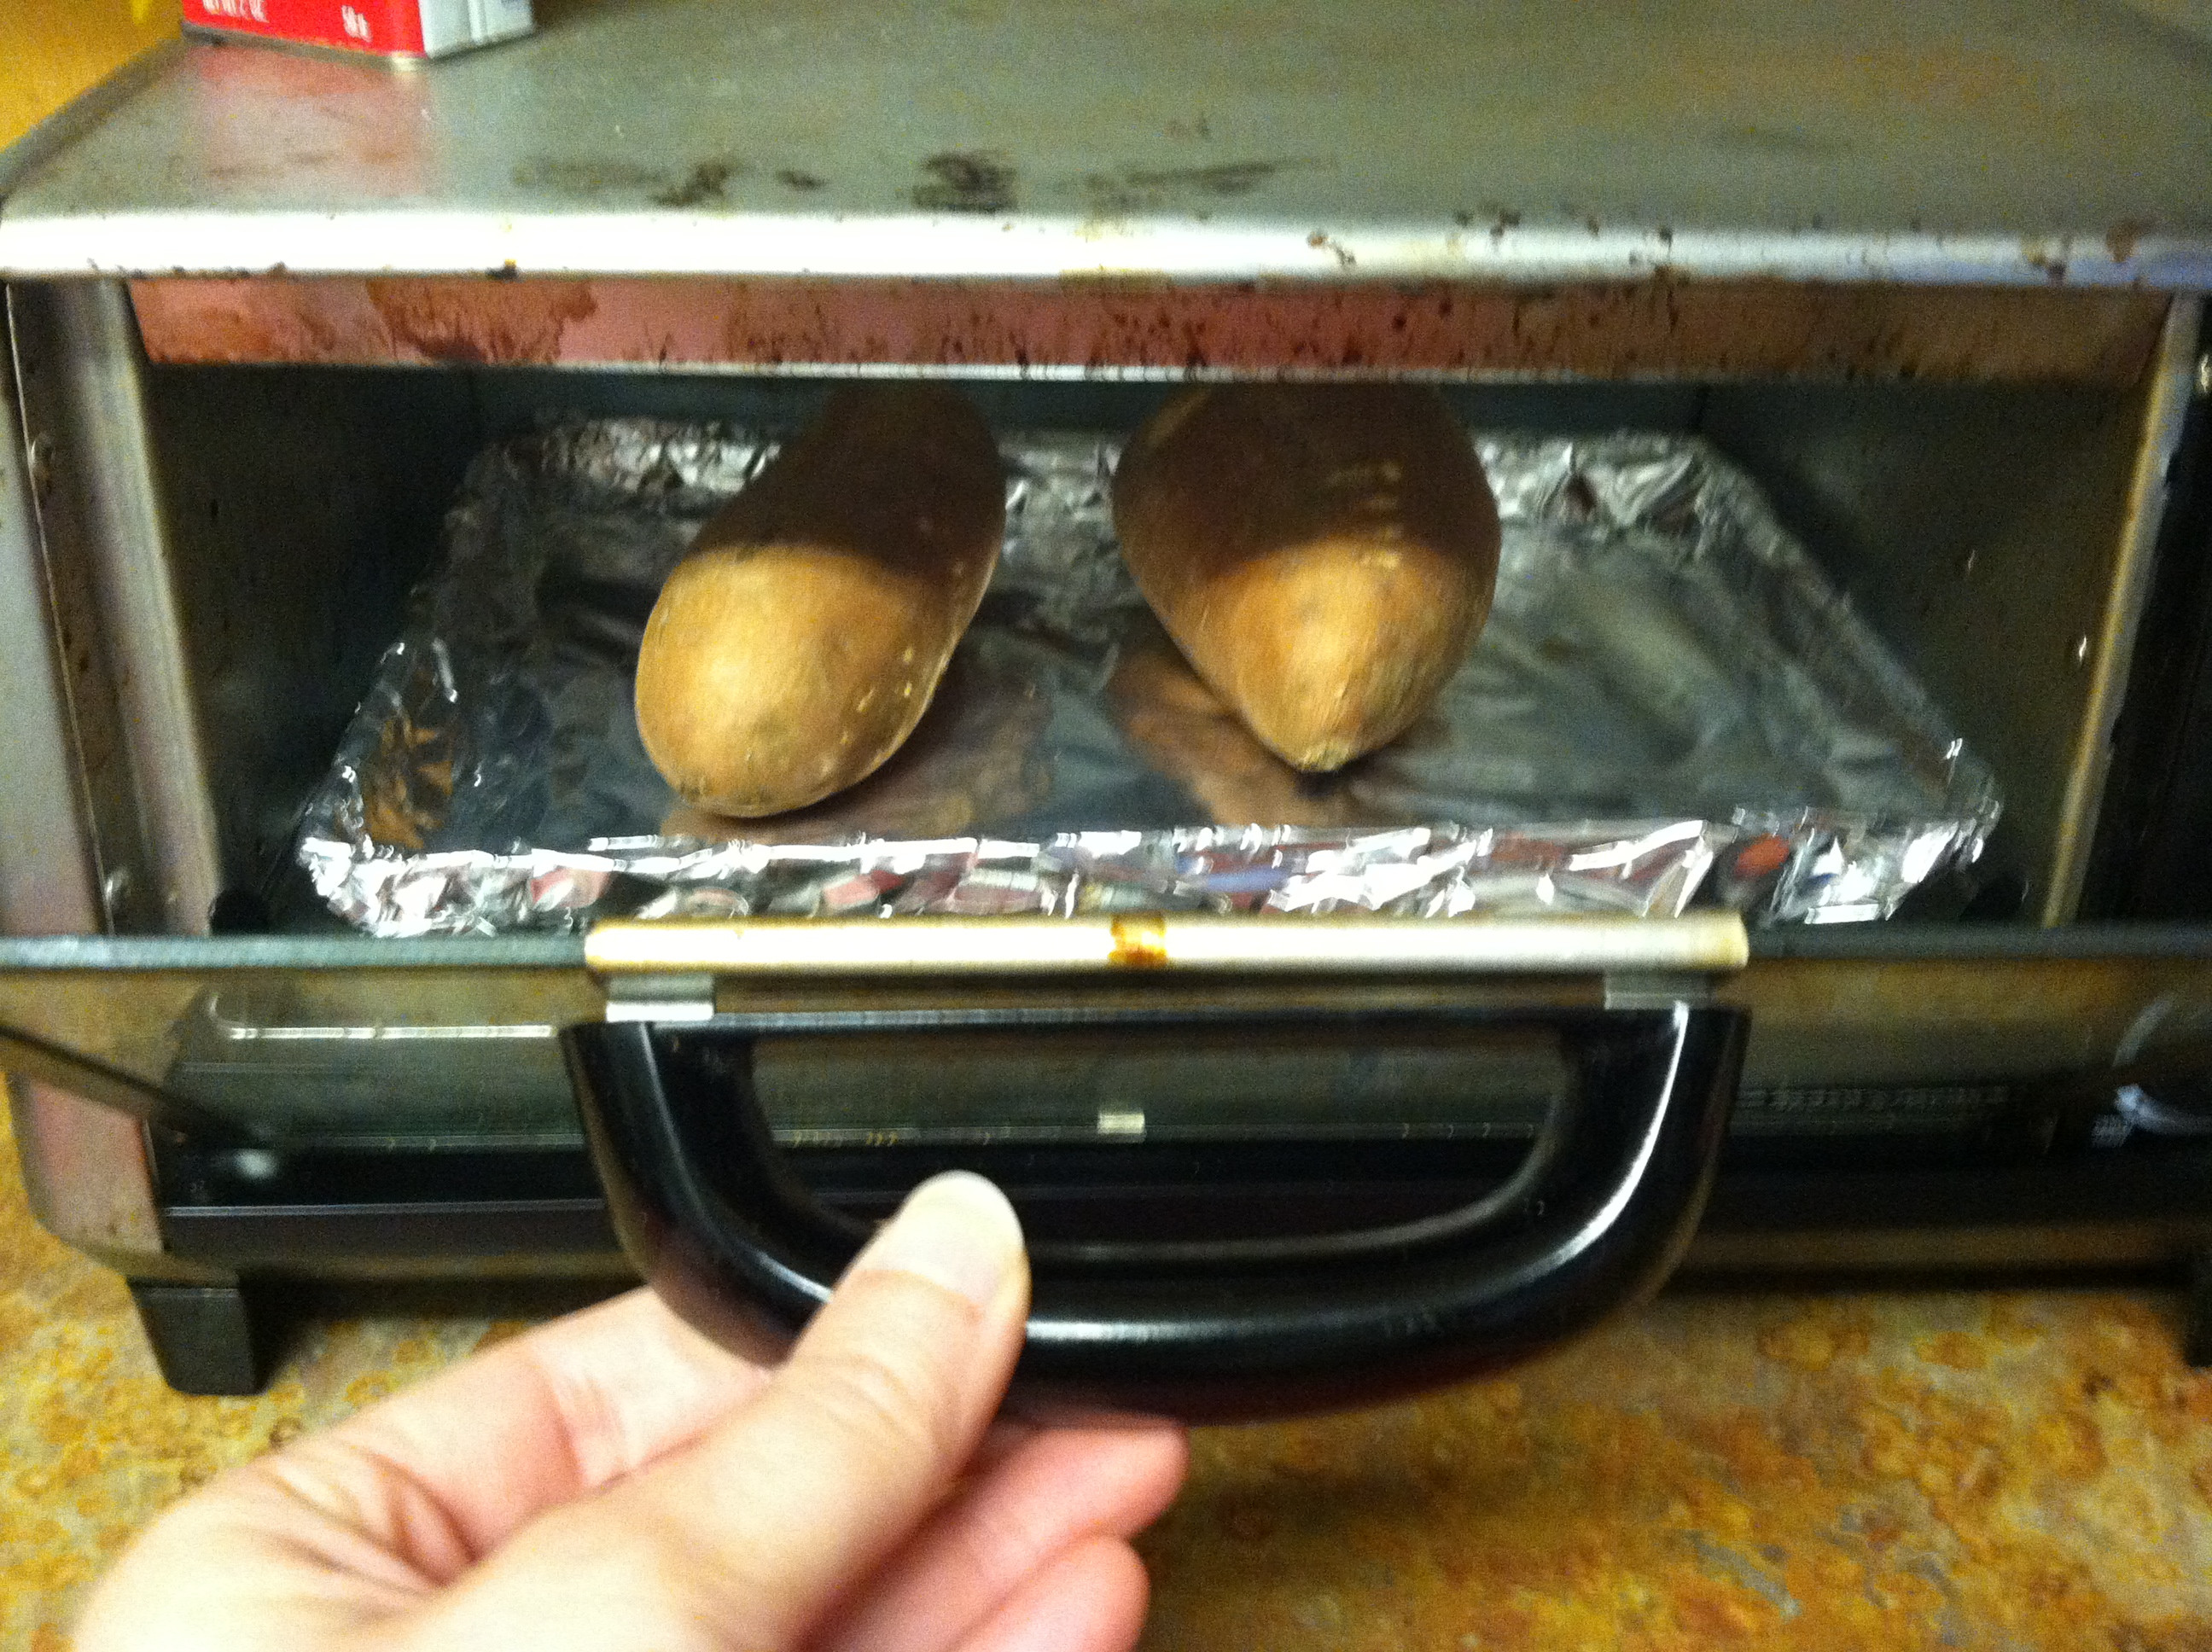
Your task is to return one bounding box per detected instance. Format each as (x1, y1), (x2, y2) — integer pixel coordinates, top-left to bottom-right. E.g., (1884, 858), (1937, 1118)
(5, 0), (2212, 1411)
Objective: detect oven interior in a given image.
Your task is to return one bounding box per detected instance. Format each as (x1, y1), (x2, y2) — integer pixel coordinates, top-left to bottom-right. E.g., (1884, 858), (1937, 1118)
(101, 362), (2168, 934)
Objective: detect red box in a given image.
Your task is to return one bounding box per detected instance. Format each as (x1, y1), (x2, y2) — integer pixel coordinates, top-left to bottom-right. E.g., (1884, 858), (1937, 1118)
(186, 0), (533, 60)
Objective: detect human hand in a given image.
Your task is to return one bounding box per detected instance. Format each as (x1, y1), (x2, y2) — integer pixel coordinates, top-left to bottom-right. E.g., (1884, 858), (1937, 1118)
(77, 1172), (1188, 1652)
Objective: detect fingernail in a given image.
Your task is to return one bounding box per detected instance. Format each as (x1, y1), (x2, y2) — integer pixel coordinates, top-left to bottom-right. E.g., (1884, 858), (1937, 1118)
(847, 1171), (1024, 1310)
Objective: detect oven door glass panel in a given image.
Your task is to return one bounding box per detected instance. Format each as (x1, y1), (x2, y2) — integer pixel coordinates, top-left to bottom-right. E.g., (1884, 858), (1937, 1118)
(0, 935), (594, 1145)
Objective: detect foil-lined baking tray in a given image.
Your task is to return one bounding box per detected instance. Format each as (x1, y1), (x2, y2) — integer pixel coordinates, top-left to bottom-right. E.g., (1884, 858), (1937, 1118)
(297, 422), (2000, 936)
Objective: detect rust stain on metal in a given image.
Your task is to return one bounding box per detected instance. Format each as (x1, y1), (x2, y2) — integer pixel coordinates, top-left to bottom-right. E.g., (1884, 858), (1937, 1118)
(362, 278), (599, 364)
(1109, 914), (1169, 969)
(130, 276), (2166, 387)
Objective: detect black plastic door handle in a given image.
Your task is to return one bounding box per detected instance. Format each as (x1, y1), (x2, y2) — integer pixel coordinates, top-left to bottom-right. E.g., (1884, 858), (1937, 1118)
(565, 1004), (1744, 1420)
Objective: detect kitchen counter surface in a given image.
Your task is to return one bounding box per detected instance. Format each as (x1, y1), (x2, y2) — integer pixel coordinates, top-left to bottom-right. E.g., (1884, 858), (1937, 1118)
(8, 1101), (2212, 1650)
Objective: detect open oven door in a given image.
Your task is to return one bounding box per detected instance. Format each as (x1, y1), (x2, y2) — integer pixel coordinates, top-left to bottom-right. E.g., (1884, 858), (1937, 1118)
(5, 916), (2212, 1413)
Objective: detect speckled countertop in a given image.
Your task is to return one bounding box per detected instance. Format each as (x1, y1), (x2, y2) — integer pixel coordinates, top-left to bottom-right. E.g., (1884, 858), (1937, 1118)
(8, 1100), (2212, 1650)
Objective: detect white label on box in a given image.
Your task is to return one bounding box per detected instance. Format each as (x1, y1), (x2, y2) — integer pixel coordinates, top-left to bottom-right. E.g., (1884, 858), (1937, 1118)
(422, 0), (532, 52)
(474, 0), (535, 37)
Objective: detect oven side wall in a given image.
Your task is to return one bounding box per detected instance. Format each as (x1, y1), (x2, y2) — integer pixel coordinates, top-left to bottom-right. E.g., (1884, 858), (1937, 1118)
(0, 282), (172, 1272)
(1700, 298), (2206, 922)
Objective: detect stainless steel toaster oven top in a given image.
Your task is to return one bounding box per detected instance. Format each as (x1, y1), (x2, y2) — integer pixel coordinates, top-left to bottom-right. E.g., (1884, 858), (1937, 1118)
(1, 0), (2208, 288)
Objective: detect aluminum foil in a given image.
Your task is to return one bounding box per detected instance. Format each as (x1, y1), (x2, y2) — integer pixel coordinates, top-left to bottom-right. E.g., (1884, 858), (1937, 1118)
(298, 421), (2000, 936)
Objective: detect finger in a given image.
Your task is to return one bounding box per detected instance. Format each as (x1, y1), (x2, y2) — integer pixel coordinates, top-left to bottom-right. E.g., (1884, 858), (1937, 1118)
(255, 1287), (771, 1578)
(814, 1419), (1187, 1652)
(407, 1170), (1030, 1652)
(950, 1537), (1154, 1652)
(74, 1292), (775, 1650)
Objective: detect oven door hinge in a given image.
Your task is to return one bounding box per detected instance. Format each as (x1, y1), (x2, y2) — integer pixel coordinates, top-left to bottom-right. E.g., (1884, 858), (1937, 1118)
(1603, 970), (1716, 1010)
(601, 972), (717, 1024)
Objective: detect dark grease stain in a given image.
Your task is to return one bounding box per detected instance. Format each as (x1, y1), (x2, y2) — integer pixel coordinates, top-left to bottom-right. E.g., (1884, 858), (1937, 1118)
(1079, 158), (1314, 214)
(651, 160), (742, 208)
(515, 156), (748, 207)
(2105, 217), (2155, 265)
(914, 152), (1017, 213)
(1125, 160), (1286, 195)
(776, 168), (826, 191)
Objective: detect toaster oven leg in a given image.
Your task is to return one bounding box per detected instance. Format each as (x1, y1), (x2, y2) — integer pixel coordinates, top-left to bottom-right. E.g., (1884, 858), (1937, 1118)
(126, 1280), (262, 1396)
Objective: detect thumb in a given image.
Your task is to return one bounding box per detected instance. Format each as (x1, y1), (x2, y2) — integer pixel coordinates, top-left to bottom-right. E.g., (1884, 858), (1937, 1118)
(405, 1172), (1031, 1652)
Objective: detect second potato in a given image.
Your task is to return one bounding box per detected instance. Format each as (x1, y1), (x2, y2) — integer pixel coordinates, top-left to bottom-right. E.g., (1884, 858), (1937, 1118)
(1112, 384), (1501, 772)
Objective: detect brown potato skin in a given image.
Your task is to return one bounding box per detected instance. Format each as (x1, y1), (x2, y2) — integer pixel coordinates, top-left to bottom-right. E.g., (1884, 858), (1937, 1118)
(659, 654), (1051, 844)
(1111, 384), (1501, 771)
(635, 385), (1004, 817)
